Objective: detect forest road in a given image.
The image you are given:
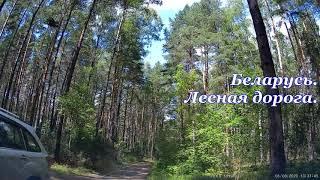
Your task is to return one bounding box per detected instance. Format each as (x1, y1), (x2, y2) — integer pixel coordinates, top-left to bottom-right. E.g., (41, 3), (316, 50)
(49, 162), (152, 180)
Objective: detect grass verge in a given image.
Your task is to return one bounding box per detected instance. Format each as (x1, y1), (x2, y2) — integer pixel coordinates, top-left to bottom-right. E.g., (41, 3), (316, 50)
(50, 163), (97, 176)
(149, 161), (320, 180)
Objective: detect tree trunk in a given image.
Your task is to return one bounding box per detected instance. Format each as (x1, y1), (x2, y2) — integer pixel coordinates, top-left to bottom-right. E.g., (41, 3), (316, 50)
(10, 28), (34, 111)
(0, 0), (7, 13)
(283, 20), (299, 71)
(179, 100), (185, 143)
(54, 0), (97, 162)
(98, 8), (127, 136)
(122, 89), (128, 142)
(107, 62), (120, 144)
(36, 15), (64, 135)
(0, 0), (18, 39)
(0, 10), (26, 83)
(247, 0), (286, 175)
(264, 0), (283, 75)
(46, 4), (74, 134)
(2, 0), (45, 109)
(202, 46), (209, 94)
(286, 12), (306, 75)
(54, 116), (63, 162)
(47, 2), (75, 93)
(259, 110), (264, 163)
(307, 105), (316, 161)
(63, 0), (97, 93)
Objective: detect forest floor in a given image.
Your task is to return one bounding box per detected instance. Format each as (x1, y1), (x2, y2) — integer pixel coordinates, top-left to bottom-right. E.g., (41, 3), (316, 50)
(49, 162), (152, 180)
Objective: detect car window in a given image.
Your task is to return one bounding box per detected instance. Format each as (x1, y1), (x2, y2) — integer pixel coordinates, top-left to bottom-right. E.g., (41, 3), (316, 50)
(23, 130), (41, 153)
(0, 119), (25, 150)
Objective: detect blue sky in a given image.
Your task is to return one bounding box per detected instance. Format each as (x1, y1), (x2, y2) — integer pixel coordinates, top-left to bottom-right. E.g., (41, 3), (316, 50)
(143, 0), (320, 67)
(144, 0), (200, 66)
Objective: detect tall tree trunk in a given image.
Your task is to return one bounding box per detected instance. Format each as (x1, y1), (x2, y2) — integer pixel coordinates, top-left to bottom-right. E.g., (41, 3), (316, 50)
(47, 2), (75, 93)
(283, 20), (299, 71)
(150, 102), (157, 159)
(0, 0), (7, 13)
(63, 0), (97, 93)
(202, 46), (209, 94)
(122, 89), (128, 142)
(264, 0), (283, 75)
(307, 105), (316, 161)
(179, 100), (185, 144)
(0, 0), (18, 39)
(97, 8), (127, 136)
(258, 110), (264, 163)
(247, 0), (286, 175)
(46, 4), (74, 134)
(115, 77), (124, 141)
(10, 28), (34, 111)
(286, 11), (307, 75)
(0, 10), (26, 83)
(29, 71), (43, 125)
(54, 0), (97, 162)
(36, 15), (64, 135)
(88, 35), (100, 87)
(2, 0), (45, 109)
(107, 61), (121, 144)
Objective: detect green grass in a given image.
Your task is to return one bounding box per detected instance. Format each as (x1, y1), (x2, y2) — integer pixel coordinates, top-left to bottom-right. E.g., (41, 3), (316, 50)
(149, 161), (320, 180)
(50, 163), (97, 176)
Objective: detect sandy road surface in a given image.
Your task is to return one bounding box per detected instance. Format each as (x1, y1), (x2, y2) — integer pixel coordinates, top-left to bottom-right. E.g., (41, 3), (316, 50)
(49, 162), (152, 180)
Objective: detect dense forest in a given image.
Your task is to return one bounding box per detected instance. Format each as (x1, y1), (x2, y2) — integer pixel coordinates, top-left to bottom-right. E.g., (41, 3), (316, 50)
(0, 0), (319, 178)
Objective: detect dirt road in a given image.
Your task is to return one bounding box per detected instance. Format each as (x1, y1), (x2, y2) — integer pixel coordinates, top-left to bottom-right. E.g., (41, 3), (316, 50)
(49, 162), (152, 180)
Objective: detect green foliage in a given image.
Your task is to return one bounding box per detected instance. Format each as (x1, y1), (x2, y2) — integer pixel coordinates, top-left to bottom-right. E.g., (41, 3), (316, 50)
(156, 0), (268, 177)
(58, 71), (98, 161)
(59, 82), (95, 136)
(175, 65), (198, 95)
(1, 0), (319, 177)
(51, 163), (96, 176)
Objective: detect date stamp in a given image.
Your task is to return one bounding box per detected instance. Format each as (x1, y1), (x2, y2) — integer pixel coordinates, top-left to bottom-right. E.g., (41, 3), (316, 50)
(274, 173), (319, 179)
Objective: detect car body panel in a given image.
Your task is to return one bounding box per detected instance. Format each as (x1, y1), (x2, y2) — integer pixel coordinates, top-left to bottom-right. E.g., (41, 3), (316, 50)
(0, 108), (48, 180)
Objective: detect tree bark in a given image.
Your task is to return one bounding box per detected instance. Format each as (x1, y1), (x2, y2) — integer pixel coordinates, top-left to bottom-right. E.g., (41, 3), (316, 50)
(0, 0), (7, 13)
(0, 0), (18, 39)
(202, 46), (209, 94)
(287, 12), (306, 75)
(2, 0), (45, 109)
(283, 20), (299, 71)
(97, 8), (127, 137)
(10, 27), (34, 111)
(46, 4), (74, 134)
(36, 15), (64, 135)
(0, 10), (26, 83)
(247, 0), (286, 175)
(63, 0), (97, 93)
(54, 0), (97, 162)
(264, 0), (283, 75)
(47, 2), (75, 93)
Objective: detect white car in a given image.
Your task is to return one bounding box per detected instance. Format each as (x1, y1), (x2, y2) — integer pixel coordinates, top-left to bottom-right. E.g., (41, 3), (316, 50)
(0, 108), (49, 180)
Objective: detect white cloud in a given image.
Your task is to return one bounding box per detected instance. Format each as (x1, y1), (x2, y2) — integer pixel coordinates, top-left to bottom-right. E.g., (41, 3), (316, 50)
(149, 0), (200, 12)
